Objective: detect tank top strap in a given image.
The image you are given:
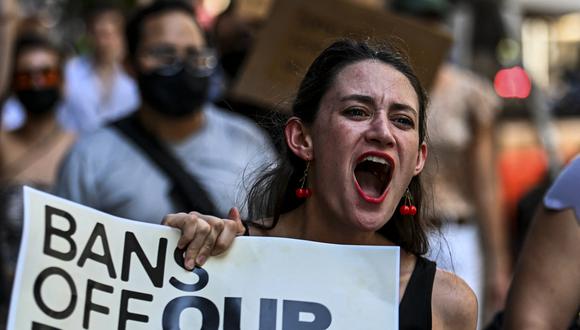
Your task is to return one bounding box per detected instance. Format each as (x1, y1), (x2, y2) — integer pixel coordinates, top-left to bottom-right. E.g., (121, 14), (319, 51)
(399, 256), (436, 329)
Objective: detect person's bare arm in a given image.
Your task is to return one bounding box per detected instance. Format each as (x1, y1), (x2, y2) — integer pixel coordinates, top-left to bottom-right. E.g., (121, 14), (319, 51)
(0, 0), (18, 100)
(503, 207), (580, 330)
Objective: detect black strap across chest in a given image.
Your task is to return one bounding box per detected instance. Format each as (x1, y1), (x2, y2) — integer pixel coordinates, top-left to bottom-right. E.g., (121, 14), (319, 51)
(112, 114), (220, 217)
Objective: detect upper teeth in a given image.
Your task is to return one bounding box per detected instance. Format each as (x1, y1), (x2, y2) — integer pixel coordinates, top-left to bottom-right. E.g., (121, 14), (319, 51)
(363, 156), (389, 165)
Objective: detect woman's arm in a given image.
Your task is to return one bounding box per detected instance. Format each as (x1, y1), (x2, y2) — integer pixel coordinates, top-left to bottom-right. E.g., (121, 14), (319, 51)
(432, 269), (478, 330)
(503, 207), (580, 330)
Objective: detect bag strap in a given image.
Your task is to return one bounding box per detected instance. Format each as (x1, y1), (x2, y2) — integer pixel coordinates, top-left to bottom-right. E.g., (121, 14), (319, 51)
(112, 114), (220, 216)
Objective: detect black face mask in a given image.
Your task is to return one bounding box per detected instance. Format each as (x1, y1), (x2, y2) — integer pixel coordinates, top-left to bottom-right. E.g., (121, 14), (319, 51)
(137, 64), (210, 117)
(16, 88), (60, 115)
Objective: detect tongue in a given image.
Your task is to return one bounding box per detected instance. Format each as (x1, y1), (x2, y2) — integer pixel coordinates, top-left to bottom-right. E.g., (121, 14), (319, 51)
(355, 170), (383, 198)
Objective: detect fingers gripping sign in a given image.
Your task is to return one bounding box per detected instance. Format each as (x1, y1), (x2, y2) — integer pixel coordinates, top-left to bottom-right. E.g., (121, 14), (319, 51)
(162, 207), (245, 270)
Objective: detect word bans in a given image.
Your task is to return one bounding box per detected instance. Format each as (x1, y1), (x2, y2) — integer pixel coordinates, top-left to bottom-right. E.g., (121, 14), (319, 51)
(42, 205), (168, 288)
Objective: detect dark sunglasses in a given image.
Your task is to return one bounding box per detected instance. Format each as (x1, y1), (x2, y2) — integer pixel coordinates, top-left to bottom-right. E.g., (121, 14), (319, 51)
(13, 67), (61, 90)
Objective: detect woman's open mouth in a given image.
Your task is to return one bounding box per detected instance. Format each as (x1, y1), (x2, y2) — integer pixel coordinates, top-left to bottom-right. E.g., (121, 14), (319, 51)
(353, 152), (394, 204)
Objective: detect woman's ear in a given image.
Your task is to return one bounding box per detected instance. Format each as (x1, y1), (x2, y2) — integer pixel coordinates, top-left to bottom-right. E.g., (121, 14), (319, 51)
(284, 117), (313, 161)
(413, 142), (428, 175)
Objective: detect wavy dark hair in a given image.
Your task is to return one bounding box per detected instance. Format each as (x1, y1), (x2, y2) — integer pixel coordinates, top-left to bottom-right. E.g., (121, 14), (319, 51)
(247, 39), (431, 255)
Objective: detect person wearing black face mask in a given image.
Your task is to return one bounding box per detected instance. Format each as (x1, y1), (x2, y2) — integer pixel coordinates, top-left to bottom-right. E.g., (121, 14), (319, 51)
(0, 33), (75, 184)
(13, 67), (61, 115)
(54, 1), (275, 226)
(0, 33), (76, 324)
(136, 47), (216, 117)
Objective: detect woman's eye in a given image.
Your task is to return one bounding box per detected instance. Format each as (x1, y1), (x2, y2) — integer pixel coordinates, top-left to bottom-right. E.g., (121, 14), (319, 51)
(343, 107), (369, 118)
(393, 116), (415, 128)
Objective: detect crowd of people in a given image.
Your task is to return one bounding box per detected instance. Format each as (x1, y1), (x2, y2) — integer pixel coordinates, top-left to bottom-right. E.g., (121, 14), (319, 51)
(0, 0), (578, 329)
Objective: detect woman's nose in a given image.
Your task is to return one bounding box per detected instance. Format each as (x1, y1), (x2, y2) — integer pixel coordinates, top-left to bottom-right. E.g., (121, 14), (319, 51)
(365, 114), (395, 147)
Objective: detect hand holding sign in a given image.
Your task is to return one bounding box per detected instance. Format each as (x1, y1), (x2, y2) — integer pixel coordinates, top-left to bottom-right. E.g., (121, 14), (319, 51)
(162, 208), (245, 270)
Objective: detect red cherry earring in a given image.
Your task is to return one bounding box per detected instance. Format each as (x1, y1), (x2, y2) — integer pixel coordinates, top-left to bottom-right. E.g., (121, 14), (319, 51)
(295, 161), (312, 199)
(399, 188), (417, 216)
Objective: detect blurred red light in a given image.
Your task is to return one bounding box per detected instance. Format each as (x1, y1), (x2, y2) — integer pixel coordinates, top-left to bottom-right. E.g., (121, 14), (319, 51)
(494, 66), (532, 99)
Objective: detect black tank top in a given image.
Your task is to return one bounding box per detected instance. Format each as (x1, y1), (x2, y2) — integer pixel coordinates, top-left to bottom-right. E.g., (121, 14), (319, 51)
(242, 225), (436, 329)
(399, 256), (436, 329)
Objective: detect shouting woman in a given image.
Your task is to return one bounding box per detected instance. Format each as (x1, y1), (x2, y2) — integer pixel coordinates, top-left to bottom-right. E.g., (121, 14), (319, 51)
(163, 39), (477, 329)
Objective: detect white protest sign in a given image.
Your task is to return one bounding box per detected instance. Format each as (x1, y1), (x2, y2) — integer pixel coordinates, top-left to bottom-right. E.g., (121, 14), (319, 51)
(8, 187), (400, 329)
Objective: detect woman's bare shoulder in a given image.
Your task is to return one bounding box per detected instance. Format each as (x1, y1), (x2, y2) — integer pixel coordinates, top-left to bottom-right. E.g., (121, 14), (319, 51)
(432, 268), (478, 330)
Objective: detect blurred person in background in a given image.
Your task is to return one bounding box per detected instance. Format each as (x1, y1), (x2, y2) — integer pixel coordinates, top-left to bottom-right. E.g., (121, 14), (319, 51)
(213, 0), (262, 91)
(0, 33), (75, 327)
(211, 0), (281, 146)
(55, 1), (275, 224)
(59, 4), (139, 133)
(1, 5), (139, 134)
(391, 0), (511, 325)
(503, 155), (580, 330)
(1, 15), (62, 131)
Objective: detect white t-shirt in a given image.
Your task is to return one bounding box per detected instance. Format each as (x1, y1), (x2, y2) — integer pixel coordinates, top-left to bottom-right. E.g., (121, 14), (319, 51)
(60, 55), (140, 133)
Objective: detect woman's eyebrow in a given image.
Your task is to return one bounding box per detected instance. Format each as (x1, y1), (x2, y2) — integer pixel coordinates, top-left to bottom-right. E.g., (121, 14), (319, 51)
(339, 94), (375, 106)
(340, 94), (418, 116)
(392, 103), (418, 116)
